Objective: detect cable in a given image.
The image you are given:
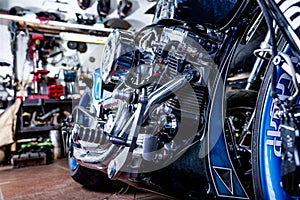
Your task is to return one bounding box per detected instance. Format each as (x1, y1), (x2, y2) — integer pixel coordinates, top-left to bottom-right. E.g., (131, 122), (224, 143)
(256, 0), (278, 99)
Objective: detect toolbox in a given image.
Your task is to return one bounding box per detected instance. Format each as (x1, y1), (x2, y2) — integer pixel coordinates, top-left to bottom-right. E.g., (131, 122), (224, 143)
(11, 141), (53, 168)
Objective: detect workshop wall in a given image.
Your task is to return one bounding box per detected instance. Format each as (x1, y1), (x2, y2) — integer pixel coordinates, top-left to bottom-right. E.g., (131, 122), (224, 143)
(0, 0), (156, 165)
(0, 24), (13, 63)
(13, 33), (104, 97)
(0, 0), (156, 99)
(0, 24), (14, 109)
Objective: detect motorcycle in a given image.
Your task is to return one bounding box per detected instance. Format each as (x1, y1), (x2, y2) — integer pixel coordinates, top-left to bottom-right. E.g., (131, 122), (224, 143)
(62, 0), (300, 199)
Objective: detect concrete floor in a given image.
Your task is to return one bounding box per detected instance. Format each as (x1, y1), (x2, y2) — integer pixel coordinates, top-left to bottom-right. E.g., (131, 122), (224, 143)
(0, 158), (171, 200)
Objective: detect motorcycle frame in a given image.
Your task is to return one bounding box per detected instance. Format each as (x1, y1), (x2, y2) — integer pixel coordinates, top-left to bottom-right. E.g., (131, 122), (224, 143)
(69, 0), (276, 199)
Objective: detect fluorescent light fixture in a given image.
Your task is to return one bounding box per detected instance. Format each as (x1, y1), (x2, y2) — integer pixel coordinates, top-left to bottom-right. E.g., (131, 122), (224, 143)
(59, 32), (108, 44)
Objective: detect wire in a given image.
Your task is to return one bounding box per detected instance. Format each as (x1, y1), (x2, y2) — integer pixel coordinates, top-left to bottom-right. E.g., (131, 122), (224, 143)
(256, 0), (278, 99)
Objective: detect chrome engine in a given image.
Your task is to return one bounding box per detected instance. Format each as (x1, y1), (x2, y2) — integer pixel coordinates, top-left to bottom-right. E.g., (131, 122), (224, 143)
(70, 24), (219, 178)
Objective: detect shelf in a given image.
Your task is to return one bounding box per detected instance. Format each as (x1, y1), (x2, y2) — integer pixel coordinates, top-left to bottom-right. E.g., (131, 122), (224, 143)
(16, 98), (77, 140)
(0, 14), (111, 44)
(18, 126), (59, 134)
(22, 98), (79, 107)
(16, 126), (59, 140)
(0, 13), (112, 32)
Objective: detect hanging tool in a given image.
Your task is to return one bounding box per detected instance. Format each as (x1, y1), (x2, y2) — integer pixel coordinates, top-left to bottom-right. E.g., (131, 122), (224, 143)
(27, 33), (48, 96)
(77, 0), (91, 10)
(31, 69), (49, 95)
(97, 0), (110, 18)
(117, 0), (132, 18)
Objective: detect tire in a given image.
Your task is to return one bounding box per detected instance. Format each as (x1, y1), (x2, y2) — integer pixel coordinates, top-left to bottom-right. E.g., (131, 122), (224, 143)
(68, 151), (127, 192)
(252, 58), (294, 199)
(225, 89), (257, 198)
(252, 65), (275, 199)
(226, 89), (258, 109)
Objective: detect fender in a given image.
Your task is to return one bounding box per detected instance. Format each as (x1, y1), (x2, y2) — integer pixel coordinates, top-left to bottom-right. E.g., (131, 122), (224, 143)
(205, 35), (250, 199)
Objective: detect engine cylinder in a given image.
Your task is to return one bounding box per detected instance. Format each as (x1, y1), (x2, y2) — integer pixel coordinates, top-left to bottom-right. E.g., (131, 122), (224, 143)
(161, 52), (208, 122)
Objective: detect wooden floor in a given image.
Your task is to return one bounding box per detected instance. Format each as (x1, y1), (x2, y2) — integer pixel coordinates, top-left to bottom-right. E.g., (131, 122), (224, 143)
(0, 158), (172, 200)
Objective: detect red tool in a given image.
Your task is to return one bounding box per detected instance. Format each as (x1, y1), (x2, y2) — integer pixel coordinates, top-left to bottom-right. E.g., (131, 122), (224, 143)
(30, 69), (49, 98)
(27, 33), (45, 61)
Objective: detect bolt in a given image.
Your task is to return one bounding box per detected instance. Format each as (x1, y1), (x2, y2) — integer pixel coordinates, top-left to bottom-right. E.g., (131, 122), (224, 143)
(108, 160), (117, 179)
(273, 55), (281, 65)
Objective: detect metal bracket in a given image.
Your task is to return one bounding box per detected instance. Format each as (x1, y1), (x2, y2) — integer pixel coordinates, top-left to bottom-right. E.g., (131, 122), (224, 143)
(273, 52), (300, 102)
(107, 95), (147, 179)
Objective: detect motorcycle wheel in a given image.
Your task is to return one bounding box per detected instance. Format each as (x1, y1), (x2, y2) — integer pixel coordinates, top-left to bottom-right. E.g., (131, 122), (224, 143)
(252, 57), (295, 199)
(226, 89), (257, 198)
(68, 150), (127, 192)
(226, 89), (257, 109)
